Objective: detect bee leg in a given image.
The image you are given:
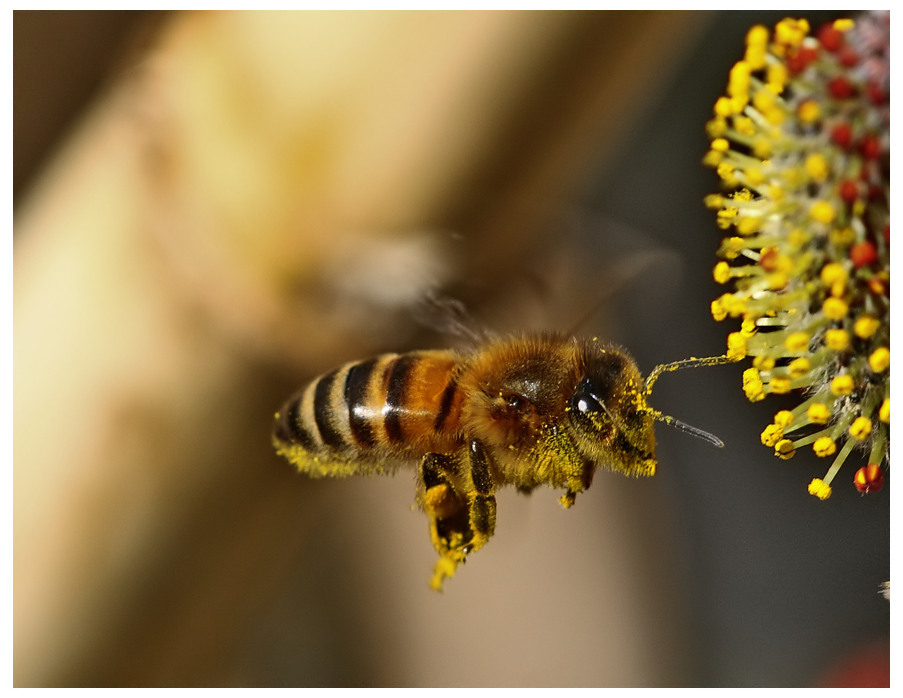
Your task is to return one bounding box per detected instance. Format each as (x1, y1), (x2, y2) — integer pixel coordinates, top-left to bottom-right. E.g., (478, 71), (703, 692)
(558, 461), (595, 509)
(420, 453), (471, 591)
(421, 442), (498, 591)
(465, 439), (497, 554)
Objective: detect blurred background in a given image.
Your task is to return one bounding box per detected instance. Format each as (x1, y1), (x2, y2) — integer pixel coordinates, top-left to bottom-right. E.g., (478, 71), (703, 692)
(13, 10), (889, 687)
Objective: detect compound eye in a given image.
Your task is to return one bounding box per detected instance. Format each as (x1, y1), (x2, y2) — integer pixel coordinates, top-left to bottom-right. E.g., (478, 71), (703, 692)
(571, 377), (604, 416)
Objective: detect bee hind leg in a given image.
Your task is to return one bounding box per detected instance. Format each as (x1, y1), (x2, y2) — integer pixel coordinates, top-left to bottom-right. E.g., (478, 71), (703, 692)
(420, 453), (470, 591)
(419, 442), (497, 591)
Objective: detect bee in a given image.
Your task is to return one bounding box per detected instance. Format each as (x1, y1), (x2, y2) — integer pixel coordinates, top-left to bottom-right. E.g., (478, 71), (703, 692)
(273, 333), (733, 591)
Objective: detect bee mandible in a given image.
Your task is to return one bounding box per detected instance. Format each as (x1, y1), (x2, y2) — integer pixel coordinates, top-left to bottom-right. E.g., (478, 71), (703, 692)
(273, 333), (733, 590)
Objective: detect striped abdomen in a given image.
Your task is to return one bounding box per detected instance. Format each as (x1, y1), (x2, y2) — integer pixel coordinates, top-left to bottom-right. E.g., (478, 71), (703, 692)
(273, 350), (465, 477)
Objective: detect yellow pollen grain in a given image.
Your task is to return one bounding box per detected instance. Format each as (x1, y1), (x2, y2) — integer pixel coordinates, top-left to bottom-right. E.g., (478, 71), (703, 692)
(813, 437), (837, 458)
(849, 417), (872, 440)
(869, 347), (890, 373)
(807, 403), (831, 424)
(830, 374), (854, 396)
(879, 398), (889, 423)
(808, 478), (832, 500)
(822, 297), (848, 320)
(824, 328), (850, 351)
(854, 315), (881, 339)
(833, 19), (854, 31)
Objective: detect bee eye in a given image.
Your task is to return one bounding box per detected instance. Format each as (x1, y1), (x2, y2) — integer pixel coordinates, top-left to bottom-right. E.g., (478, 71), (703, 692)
(570, 378), (603, 415)
(506, 394), (527, 410)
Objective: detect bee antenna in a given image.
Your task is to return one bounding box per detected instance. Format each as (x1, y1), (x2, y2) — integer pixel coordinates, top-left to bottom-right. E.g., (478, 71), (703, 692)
(646, 409), (724, 448)
(641, 353), (738, 449)
(644, 354), (739, 394)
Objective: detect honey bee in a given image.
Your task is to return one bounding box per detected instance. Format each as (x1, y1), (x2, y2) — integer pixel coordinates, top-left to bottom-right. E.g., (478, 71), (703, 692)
(273, 333), (733, 591)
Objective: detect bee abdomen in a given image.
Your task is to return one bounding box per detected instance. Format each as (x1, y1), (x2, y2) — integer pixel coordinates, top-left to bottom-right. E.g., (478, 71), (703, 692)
(274, 355), (397, 469)
(273, 350), (463, 476)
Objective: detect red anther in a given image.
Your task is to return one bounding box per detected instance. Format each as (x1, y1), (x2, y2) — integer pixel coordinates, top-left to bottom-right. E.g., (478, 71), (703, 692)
(828, 76), (855, 99)
(759, 247), (780, 271)
(867, 81), (888, 105)
(830, 122), (853, 148)
(817, 23), (844, 52)
(786, 46), (818, 74)
(854, 464), (884, 493)
(860, 134), (882, 160)
(839, 47), (860, 67)
(839, 180), (860, 205)
(850, 241), (877, 268)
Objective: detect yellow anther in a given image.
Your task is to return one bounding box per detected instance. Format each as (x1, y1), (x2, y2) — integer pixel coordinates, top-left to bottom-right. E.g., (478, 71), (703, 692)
(824, 328), (850, 351)
(830, 375), (854, 396)
(810, 200), (836, 224)
(868, 347), (890, 373)
(822, 297), (848, 320)
(784, 332), (810, 352)
(854, 315), (880, 339)
(849, 417), (872, 440)
(808, 478), (832, 500)
(774, 439), (796, 459)
(813, 437), (837, 457)
(788, 357), (810, 378)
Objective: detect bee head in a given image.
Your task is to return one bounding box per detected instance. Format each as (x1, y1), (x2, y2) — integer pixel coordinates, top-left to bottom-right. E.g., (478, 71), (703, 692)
(567, 345), (657, 477)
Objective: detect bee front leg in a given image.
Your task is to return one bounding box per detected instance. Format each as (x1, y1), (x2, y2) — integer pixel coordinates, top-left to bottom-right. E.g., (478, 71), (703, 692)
(558, 461), (595, 509)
